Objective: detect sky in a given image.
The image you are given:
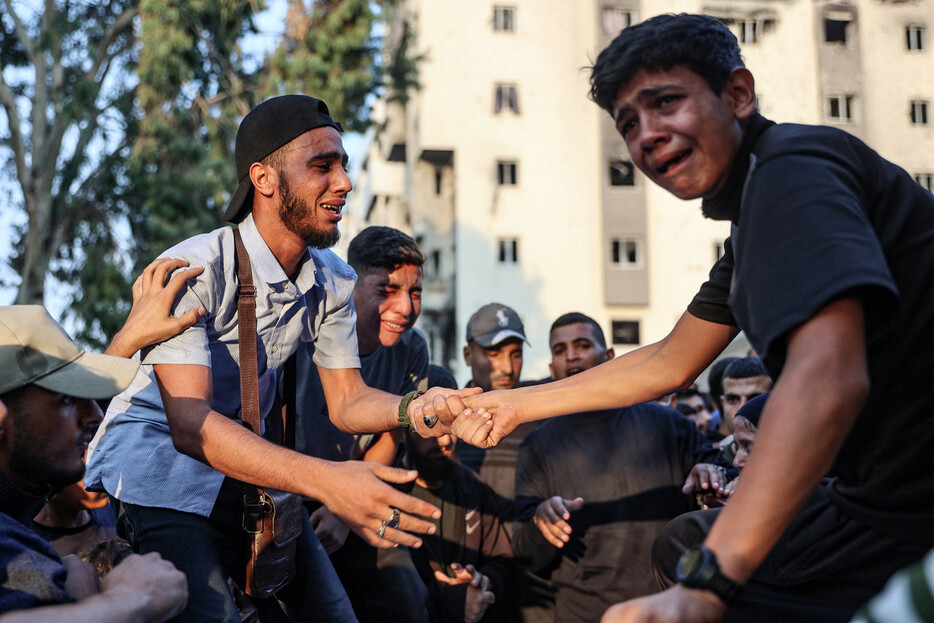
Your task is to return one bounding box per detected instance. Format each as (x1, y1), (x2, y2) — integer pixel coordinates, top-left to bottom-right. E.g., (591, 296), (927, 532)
(0, 0), (369, 313)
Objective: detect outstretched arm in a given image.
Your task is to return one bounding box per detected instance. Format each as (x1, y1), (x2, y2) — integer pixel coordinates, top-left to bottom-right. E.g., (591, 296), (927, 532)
(154, 363), (441, 548)
(317, 366), (481, 438)
(449, 311), (737, 448)
(0, 553), (187, 623)
(105, 258), (205, 358)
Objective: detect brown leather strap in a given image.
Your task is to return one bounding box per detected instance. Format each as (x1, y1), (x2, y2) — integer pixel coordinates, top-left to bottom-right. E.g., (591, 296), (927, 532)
(233, 228), (261, 435)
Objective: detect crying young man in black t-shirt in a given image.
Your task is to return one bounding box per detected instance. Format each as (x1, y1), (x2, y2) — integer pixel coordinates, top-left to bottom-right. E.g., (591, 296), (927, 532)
(441, 12), (934, 623)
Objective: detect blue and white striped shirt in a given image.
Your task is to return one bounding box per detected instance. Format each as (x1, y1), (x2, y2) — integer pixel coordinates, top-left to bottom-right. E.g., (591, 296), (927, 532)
(85, 214), (360, 516)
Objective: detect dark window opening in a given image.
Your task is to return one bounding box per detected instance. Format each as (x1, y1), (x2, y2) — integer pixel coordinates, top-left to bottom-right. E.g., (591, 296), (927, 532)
(611, 320), (640, 345)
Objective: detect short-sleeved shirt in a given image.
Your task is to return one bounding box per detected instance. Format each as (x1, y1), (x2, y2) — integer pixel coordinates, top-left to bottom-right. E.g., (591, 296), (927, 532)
(294, 327), (430, 461)
(688, 114), (934, 543)
(86, 214), (361, 517)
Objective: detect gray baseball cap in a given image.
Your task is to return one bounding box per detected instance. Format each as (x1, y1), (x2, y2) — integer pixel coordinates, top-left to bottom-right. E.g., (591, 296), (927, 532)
(0, 306), (139, 399)
(465, 303), (530, 348)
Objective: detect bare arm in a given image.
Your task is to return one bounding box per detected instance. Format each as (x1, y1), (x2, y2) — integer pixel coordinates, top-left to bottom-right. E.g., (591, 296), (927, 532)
(451, 312), (737, 447)
(317, 366), (481, 437)
(603, 298), (869, 623)
(705, 298), (868, 581)
(154, 363), (440, 547)
(105, 258), (205, 358)
(0, 553), (187, 623)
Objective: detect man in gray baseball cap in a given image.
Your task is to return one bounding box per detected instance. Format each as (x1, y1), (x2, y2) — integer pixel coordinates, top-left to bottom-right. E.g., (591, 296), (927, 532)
(85, 94), (476, 622)
(0, 257), (205, 620)
(463, 303), (530, 391)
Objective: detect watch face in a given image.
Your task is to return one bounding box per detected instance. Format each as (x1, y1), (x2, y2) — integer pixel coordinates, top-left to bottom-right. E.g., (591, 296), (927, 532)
(677, 547), (704, 580)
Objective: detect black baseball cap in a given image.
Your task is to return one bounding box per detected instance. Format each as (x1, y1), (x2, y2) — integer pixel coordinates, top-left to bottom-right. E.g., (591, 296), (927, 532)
(224, 94), (343, 223)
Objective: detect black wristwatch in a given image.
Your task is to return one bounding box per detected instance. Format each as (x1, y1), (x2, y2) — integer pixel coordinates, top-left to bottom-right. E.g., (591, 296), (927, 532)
(675, 545), (742, 603)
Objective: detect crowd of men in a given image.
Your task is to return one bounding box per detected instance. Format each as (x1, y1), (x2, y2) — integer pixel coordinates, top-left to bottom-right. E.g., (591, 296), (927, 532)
(2, 12), (933, 623)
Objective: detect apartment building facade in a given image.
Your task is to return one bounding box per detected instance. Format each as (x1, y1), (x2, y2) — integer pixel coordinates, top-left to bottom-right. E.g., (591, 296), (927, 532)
(344, 0), (934, 382)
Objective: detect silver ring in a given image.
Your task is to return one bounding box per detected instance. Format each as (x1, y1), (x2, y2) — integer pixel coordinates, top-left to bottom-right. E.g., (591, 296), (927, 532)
(378, 508), (401, 539)
(423, 414), (438, 428)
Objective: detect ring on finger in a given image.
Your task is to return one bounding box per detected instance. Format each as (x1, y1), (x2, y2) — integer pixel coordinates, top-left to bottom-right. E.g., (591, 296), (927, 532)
(378, 507), (401, 539)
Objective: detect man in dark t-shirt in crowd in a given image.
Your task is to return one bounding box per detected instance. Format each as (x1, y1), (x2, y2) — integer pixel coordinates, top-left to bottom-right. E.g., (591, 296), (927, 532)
(511, 313), (718, 623)
(441, 13), (934, 623)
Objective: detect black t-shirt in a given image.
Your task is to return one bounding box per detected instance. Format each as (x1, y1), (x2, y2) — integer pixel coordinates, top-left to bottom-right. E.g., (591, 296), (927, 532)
(689, 115), (934, 544)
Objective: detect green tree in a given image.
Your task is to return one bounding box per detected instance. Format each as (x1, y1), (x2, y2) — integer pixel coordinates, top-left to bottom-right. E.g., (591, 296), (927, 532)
(0, 0), (398, 347)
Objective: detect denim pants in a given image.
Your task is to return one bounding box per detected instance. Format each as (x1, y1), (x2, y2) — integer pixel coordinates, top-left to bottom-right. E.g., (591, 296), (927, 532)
(116, 487), (358, 623)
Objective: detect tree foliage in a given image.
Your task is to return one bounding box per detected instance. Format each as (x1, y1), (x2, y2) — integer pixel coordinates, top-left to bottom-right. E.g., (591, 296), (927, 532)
(0, 0), (400, 347)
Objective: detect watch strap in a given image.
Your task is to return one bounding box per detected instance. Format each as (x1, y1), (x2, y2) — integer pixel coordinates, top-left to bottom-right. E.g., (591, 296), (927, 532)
(677, 545), (742, 603)
(398, 390), (426, 432)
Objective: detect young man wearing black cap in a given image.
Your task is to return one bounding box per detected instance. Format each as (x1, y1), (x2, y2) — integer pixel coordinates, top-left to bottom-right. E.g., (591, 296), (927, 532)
(86, 95), (477, 622)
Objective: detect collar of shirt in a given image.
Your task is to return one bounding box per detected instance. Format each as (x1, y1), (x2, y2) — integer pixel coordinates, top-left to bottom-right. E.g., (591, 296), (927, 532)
(702, 112), (775, 223)
(238, 213), (318, 296)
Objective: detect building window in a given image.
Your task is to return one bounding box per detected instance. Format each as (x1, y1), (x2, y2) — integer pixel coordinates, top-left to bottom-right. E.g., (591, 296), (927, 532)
(827, 95), (854, 122)
(428, 249), (442, 282)
(738, 18), (773, 43)
(609, 159), (635, 186)
(498, 238), (519, 264)
(493, 6), (515, 32)
(494, 83), (519, 114)
(916, 173), (934, 192)
(911, 100), (929, 125)
(609, 237), (643, 268)
(497, 161), (518, 185)
(906, 25), (926, 51)
(611, 320), (640, 345)
(601, 7), (634, 37)
(434, 168), (443, 195)
(825, 17), (850, 43)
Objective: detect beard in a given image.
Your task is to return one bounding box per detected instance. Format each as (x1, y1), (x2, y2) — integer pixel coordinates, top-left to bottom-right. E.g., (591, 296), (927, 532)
(278, 173), (340, 249)
(9, 415), (87, 492)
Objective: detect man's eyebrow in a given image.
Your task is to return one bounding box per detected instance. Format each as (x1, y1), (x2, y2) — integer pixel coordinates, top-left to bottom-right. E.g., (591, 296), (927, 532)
(614, 84), (679, 124)
(308, 150), (349, 166)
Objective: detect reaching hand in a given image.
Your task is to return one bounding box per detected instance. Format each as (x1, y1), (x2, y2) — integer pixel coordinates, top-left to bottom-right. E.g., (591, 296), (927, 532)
(602, 585), (725, 623)
(106, 258), (205, 358)
(100, 552), (188, 623)
(310, 505), (350, 554)
(434, 563), (496, 623)
(533, 496), (584, 548)
(450, 390), (522, 449)
(317, 460), (441, 549)
(682, 463), (730, 495)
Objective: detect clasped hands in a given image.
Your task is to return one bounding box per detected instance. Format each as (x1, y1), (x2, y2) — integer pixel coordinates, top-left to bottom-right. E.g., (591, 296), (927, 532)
(408, 388), (518, 448)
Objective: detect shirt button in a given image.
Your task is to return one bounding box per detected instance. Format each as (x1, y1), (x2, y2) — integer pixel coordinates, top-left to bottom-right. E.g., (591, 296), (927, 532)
(272, 345), (278, 353)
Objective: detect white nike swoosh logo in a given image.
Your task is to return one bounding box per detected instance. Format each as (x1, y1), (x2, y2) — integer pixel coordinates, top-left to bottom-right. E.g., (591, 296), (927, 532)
(466, 521), (480, 535)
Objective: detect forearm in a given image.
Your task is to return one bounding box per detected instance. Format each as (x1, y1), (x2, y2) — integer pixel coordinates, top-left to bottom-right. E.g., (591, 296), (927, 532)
(174, 405), (340, 501)
(328, 386), (400, 434)
(705, 300), (868, 583)
(503, 313), (736, 423)
(103, 331), (142, 359)
(317, 366), (402, 434)
(0, 591), (158, 623)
